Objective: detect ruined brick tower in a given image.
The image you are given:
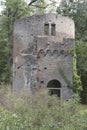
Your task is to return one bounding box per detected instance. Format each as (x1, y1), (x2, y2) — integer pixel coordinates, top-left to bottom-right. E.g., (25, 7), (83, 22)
(13, 13), (75, 100)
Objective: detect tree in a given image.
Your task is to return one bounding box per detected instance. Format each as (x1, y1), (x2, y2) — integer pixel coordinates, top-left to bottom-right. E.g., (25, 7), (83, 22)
(76, 41), (87, 103)
(57, 0), (87, 104)
(57, 0), (87, 41)
(0, 0), (30, 84)
(29, 0), (47, 14)
(29, 0), (58, 14)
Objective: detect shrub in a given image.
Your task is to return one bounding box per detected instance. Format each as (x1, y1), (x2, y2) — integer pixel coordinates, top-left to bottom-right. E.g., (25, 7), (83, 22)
(0, 88), (87, 130)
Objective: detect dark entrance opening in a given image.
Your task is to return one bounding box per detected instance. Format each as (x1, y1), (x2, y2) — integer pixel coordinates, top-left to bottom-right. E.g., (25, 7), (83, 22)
(47, 79), (61, 98)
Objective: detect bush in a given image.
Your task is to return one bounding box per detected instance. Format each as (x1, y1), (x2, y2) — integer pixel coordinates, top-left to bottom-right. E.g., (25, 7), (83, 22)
(0, 88), (87, 130)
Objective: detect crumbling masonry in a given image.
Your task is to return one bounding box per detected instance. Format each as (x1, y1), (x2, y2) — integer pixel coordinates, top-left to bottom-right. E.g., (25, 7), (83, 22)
(13, 13), (75, 100)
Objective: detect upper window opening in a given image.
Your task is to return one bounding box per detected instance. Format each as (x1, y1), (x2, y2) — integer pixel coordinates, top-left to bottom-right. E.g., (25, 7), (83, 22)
(44, 23), (49, 35)
(51, 23), (56, 36)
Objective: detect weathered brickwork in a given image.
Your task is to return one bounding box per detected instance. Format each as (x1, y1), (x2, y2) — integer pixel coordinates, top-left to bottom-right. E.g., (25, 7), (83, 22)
(13, 13), (75, 100)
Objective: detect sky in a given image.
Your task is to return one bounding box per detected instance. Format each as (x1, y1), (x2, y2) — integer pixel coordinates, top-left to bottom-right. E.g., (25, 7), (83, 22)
(0, 0), (3, 13)
(0, 0), (6, 14)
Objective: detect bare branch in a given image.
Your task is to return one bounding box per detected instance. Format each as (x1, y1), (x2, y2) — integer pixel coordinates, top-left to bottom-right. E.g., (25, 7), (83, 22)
(29, 2), (57, 9)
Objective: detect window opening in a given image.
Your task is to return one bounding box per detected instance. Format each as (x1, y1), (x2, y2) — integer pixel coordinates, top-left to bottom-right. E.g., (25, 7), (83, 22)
(51, 24), (56, 36)
(47, 79), (61, 98)
(44, 23), (49, 35)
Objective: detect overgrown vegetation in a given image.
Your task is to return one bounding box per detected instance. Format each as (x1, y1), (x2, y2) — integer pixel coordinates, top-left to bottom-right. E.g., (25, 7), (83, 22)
(0, 88), (87, 130)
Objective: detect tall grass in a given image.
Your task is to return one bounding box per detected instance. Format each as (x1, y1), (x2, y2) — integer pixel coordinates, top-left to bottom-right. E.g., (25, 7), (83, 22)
(0, 87), (87, 130)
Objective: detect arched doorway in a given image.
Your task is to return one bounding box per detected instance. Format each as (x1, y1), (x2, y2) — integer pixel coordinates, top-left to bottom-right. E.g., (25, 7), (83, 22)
(47, 79), (61, 98)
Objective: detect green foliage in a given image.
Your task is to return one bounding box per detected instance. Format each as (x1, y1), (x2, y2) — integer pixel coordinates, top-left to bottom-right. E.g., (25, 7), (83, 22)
(0, 0), (31, 84)
(28, 0), (57, 14)
(73, 50), (82, 93)
(76, 41), (87, 103)
(57, 0), (87, 41)
(0, 89), (87, 130)
(0, 16), (11, 84)
(31, 0), (47, 14)
(57, 0), (87, 104)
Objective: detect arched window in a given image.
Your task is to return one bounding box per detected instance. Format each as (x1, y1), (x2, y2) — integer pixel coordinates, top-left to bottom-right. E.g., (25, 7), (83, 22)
(47, 79), (61, 98)
(52, 50), (58, 58)
(38, 49), (45, 58)
(46, 50), (52, 56)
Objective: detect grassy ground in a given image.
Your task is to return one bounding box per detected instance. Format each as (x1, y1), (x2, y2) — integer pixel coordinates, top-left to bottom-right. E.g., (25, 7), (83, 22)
(0, 86), (87, 130)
